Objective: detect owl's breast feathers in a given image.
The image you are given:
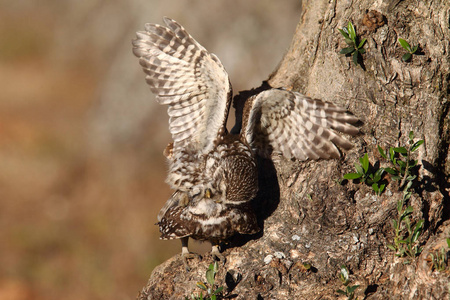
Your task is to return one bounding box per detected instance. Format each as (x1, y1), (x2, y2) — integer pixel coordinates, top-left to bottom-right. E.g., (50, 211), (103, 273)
(158, 135), (260, 241)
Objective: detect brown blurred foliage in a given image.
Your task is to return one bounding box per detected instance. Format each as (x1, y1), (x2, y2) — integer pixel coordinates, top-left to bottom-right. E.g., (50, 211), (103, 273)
(0, 1), (300, 299)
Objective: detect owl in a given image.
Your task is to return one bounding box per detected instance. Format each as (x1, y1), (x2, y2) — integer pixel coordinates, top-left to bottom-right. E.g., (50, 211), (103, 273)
(132, 17), (359, 269)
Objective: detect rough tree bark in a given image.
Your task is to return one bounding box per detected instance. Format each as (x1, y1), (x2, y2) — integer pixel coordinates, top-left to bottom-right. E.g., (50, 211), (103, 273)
(138, 1), (449, 299)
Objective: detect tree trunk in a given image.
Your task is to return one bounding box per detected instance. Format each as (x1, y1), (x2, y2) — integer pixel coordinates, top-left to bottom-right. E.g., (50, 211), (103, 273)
(138, 1), (450, 299)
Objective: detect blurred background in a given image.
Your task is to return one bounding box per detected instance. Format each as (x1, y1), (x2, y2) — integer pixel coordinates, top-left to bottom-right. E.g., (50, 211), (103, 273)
(0, 0), (301, 299)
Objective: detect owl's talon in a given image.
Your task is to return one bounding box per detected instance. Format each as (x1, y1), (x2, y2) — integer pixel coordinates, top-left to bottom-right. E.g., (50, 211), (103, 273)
(180, 237), (201, 271)
(211, 245), (226, 265)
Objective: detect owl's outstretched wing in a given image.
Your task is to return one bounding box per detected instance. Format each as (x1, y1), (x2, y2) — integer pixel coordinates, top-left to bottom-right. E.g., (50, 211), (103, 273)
(242, 89), (359, 160)
(132, 17), (232, 154)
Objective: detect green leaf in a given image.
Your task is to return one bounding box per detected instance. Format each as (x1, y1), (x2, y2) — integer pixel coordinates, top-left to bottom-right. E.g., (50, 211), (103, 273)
(391, 219), (398, 230)
(358, 38), (367, 49)
(446, 238), (450, 248)
(389, 147), (395, 161)
(375, 168), (385, 177)
(340, 265), (349, 283)
(347, 285), (360, 293)
(338, 28), (350, 39)
(352, 51), (359, 65)
(344, 173), (363, 180)
(402, 53), (412, 62)
(405, 180), (413, 191)
(398, 38), (411, 52)
(411, 231), (421, 244)
(197, 282), (207, 291)
(340, 47), (355, 55)
(403, 191), (412, 201)
(393, 147), (408, 154)
(409, 160), (418, 168)
(374, 168), (385, 181)
(337, 289), (347, 295)
(397, 160), (407, 168)
(413, 220), (424, 236)
(411, 140), (424, 152)
(348, 22), (356, 41)
(372, 183), (379, 193)
(206, 265), (215, 286)
(378, 145), (387, 158)
(406, 175), (417, 181)
(392, 175), (401, 181)
(397, 199), (404, 213)
(387, 244), (397, 251)
(409, 131), (414, 140)
(214, 286), (224, 294)
(411, 45), (418, 54)
(206, 274), (214, 286)
(344, 38), (355, 46)
(404, 206), (414, 215)
(211, 295), (216, 300)
(379, 184), (385, 194)
(360, 153), (369, 173)
(354, 162), (364, 175)
(384, 167), (397, 175)
(359, 48), (366, 54)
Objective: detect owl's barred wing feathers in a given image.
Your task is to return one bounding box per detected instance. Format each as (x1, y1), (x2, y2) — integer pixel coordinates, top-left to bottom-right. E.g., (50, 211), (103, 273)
(132, 17), (232, 153)
(243, 89), (359, 160)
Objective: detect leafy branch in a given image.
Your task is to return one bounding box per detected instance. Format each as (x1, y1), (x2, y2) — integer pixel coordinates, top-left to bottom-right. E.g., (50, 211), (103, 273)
(339, 21), (367, 66)
(378, 131), (424, 190)
(336, 265), (360, 300)
(387, 181), (424, 260)
(343, 153), (385, 195)
(426, 238), (450, 272)
(186, 262), (224, 300)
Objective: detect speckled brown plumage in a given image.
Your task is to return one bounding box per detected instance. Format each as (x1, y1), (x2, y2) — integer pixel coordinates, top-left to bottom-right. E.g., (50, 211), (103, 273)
(132, 17), (359, 264)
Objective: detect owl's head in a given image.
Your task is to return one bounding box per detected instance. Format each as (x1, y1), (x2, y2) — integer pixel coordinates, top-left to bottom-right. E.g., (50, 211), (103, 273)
(205, 155), (258, 206)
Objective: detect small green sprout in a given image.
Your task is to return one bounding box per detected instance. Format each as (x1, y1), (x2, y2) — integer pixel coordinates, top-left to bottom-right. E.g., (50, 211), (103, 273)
(186, 262), (224, 300)
(343, 153), (385, 195)
(378, 131), (424, 190)
(339, 21), (367, 66)
(426, 238), (449, 272)
(387, 181), (424, 260)
(428, 247), (448, 272)
(337, 265), (360, 300)
(398, 38), (418, 62)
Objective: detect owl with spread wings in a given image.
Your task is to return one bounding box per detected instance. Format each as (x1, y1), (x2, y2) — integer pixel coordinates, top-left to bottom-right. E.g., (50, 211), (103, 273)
(132, 17), (358, 269)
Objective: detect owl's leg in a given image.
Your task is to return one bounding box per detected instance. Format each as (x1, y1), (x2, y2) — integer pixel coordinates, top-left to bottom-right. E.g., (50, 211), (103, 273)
(181, 237), (200, 271)
(211, 243), (226, 264)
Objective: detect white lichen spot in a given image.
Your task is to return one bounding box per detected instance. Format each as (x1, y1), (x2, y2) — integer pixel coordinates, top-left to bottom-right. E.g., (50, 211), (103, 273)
(264, 255), (273, 264)
(292, 234), (301, 241)
(289, 249), (301, 259)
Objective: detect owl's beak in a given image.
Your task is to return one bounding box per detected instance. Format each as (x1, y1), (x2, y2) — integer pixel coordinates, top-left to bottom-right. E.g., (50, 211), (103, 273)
(205, 188), (212, 198)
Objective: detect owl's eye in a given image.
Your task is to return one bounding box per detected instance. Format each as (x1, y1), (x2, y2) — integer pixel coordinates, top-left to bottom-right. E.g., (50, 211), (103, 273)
(205, 188), (213, 198)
